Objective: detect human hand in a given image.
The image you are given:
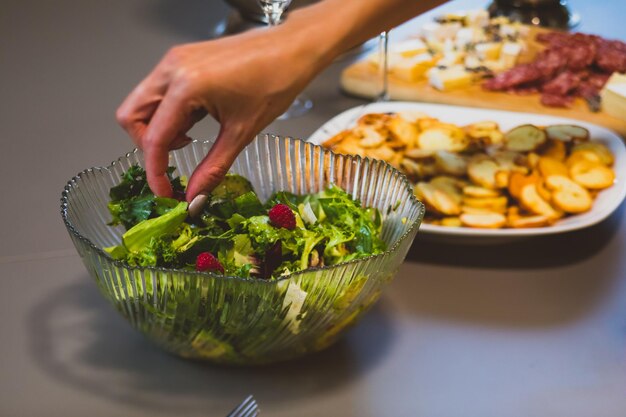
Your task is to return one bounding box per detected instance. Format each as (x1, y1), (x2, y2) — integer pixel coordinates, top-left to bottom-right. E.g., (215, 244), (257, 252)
(116, 27), (323, 201)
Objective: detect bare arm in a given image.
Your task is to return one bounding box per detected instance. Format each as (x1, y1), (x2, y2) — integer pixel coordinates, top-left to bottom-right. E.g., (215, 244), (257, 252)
(116, 0), (447, 201)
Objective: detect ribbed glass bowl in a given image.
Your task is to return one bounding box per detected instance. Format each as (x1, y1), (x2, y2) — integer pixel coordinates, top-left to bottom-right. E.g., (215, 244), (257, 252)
(61, 134), (425, 365)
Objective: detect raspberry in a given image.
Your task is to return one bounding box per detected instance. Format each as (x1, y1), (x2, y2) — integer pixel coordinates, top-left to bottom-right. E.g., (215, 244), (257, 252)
(268, 203), (296, 230)
(195, 252), (224, 273)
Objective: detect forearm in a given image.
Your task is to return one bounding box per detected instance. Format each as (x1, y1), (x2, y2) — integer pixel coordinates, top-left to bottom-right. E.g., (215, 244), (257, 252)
(279, 0), (448, 70)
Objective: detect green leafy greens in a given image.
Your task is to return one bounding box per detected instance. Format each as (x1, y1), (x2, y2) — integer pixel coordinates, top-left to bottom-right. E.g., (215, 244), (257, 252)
(104, 165), (386, 279)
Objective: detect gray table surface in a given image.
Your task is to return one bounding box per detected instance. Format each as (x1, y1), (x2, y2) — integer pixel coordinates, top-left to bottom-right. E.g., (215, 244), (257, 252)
(2, 0), (626, 416)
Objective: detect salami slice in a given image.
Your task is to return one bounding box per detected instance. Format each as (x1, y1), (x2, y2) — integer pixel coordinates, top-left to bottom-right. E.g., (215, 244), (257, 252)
(541, 93), (574, 108)
(542, 71), (581, 95)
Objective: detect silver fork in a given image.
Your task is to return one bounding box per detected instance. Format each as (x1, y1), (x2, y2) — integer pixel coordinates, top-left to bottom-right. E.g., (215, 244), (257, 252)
(226, 395), (259, 417)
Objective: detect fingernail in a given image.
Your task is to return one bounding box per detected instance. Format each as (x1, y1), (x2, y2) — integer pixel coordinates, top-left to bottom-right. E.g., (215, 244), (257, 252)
(188, 194), (209, 218)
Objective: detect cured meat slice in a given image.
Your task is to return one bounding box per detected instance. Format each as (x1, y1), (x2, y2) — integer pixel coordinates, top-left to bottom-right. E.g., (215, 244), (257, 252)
(542, 71), (581, 95)
(483, 64), (542, 90)
(596, 40), (626, 73)
(541, 93), (574, 108)
(534, 49), (567, 78)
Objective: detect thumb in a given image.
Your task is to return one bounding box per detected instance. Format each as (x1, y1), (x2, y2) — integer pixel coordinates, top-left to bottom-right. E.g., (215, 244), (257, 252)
(185, 124), (253, 201)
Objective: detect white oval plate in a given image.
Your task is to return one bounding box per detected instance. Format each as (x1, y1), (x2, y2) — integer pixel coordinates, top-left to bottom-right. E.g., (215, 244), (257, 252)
(308, 102), (626, 239)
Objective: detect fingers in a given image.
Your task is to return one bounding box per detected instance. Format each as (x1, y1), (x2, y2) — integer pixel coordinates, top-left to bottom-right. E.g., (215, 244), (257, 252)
(142, 91), (192, 197)
(185, 124), (253, 201)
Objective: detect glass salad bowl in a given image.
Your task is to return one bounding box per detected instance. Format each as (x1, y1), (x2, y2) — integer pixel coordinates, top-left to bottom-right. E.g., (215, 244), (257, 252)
(60, 134), (425, 365)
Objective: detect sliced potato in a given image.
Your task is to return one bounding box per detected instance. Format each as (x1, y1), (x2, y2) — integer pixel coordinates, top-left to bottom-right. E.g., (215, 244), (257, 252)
(462, 205), (506, 215)
(525, 152), (541, 170)
(468, 156), (499, 189)
(495, 170), (510, 188)
(387, 114), (419, 147)
(493, 151), (526, 171)
(571, 142), (614, 166)
(397, 110), (431, 123)
(566, 150), (602, 167)
(545, 124), (589, 142)
(357, 113), (390, 128)
(335, 138), (366, 157)
(569, 160), (615, 190)
(544, 175), (592, 214)
(519, 183), (562, 219)
(463, 185), (501, 198)
(505, 124), (547, 152)
(440, 217), (462, 227)
(323, 130), (353, 148)
(404, 148), (435, 159)
(466, 121), (504, 146)
(463, 196), (509, 212)
(417, 117), (442, 131)
(537, 156), (569, 178)
(357, 126), (386, 148)
(540, 139), (567, 161)
(434, 151), (468, 176)
(365, 145), (396, 161)
(508, 170), (540, 199)
(417, 127), (468, 152)
(509, 214), (552, 228)
(460, 212), (507, 229)
(535, 180), (552, 202)
(415, 182), (461, 215)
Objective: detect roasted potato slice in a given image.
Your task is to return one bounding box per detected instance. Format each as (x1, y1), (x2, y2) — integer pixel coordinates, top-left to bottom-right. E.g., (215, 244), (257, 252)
(544, 175), (592, 214)
(571, 142), (614, 166)
(387, 114), (419, 147)
(508, 214), (552, 228)
(356, 126), (386, 148)
(440, 217), (462, 227)
(540, 139), (567, 161)
(468, 156), (499, 189)
(323, 130), (353, 148)
(434, 151), (468, 176)
(463, 186), (501, 198)
(537, 156), (569, 178)
(460, 212), (507, 229)
(569, 160), (615, 190)
(545, 124), (589, 142)
(566, 150), (602, 167)
(519, 183), (562, 219)
(508, 171), (540, 199)
(397, 110), (431, 123)
(504, 124), (547, 152)
(415, 182), (461, 215)
(463, 196), (509, 212)
(494, 170), (510, 188)
(404, 148), (436, 160)
(417, 127), (469, 152)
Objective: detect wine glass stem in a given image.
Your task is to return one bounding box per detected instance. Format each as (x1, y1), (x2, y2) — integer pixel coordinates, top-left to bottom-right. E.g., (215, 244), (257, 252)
(378, 30), (390, 102)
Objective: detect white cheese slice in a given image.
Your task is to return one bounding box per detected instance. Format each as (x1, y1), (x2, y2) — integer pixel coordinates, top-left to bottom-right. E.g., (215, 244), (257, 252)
(429, 66), (473, 91)
(601, 73), (626, 120)
(390, 38), (428, 57)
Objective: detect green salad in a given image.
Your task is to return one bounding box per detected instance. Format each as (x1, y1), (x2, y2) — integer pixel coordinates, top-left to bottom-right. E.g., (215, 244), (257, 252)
(104, 165), (386, 279)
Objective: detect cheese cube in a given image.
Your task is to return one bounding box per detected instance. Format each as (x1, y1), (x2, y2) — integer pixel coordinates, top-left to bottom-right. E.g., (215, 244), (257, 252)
(501, 41), (524, 68)
(390, 38), (428, 58)
(601, 72), (626, 120)
(421, 22), (462, 42)
(391, 53), (438, 82)
(475, 42), (502, 61)
(428, 66), (473, 91)
(455, 27), (484, 49)
(464, 54), (481, 69)
(439, 50), (466, 67)
(464, 10), (490, 28)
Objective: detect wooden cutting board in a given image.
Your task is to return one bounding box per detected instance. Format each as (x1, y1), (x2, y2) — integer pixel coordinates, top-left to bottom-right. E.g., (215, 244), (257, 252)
(341, 28), (626, 138)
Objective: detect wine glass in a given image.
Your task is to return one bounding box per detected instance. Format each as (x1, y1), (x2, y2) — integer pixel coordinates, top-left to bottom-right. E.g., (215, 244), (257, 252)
(377, 30), (390, 102)
(258, 0), (313, 119)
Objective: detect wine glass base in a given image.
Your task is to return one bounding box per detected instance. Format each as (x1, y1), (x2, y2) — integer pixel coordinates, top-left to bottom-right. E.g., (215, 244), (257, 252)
(277, 94), (313, 120)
